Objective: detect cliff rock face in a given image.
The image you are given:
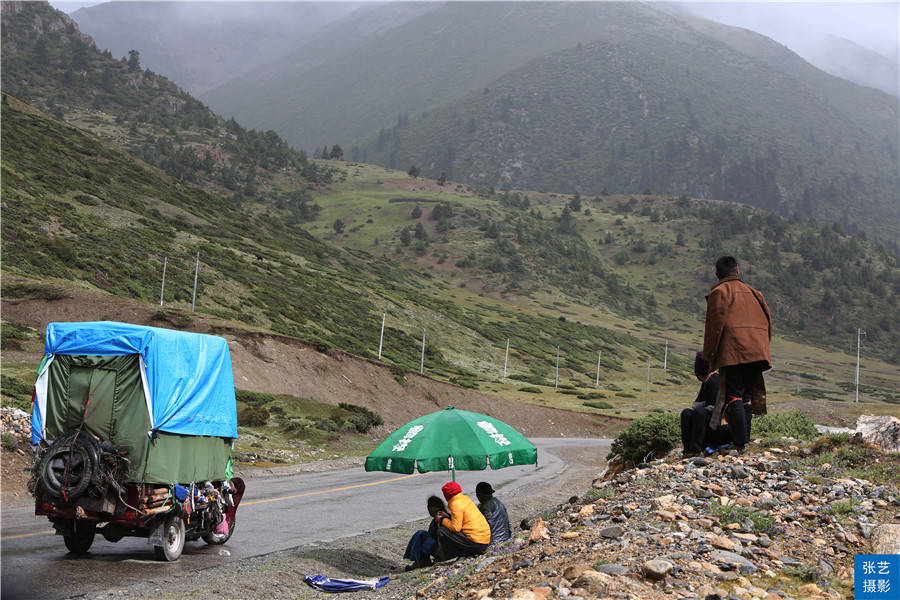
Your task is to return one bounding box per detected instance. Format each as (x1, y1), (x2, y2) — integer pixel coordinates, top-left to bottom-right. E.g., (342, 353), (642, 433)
(1, 1), (94, 49)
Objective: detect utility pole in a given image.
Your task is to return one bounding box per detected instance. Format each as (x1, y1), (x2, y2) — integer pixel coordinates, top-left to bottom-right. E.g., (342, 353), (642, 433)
(645, 357), (651, 397)
(855, 328), (866, 403)
(377, 313), (385, 360)
(190, 251), (200, 312)
(595, 352), (602, 388)
(159, 256), (167, 306)
(420, 328), (426, 375)
(555, 346), (560, 389)
(503, 338), (509, 378)
(663, 340), (668, 371)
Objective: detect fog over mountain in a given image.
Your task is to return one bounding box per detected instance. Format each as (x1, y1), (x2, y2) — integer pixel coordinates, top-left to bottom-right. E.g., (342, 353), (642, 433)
(69, 1), (359, 96)
(679, 2), (899, 97)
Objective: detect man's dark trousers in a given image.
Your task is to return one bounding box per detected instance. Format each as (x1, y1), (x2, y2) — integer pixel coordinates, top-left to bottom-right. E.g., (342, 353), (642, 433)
(721, 362), (765, 445)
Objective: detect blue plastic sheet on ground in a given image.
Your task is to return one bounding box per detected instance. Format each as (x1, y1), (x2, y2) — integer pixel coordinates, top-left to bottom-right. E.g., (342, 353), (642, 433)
(304, 574), (389, 593)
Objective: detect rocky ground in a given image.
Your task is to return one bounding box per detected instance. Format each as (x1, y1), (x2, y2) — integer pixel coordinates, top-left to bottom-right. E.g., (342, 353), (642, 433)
(11, 436), (891, 600)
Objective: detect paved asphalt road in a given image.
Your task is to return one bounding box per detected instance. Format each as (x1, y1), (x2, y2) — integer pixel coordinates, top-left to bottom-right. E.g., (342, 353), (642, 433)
(1, 438), (610, 600)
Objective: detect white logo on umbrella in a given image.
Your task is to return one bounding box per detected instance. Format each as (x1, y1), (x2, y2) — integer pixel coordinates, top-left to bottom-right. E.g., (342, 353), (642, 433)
(477, 421), (511, 446)
(393, 425), (424, 452)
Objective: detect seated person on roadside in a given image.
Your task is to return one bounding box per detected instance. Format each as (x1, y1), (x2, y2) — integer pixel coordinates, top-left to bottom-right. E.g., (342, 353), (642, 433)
(434, 482), (490, 561)
(475, 481), (512, 544)
(680, 353), (731, 457)
(403, 495), (446, 569)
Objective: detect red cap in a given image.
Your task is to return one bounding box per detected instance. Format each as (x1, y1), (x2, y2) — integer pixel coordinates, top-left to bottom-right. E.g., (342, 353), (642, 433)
(441, 481), (462, 500)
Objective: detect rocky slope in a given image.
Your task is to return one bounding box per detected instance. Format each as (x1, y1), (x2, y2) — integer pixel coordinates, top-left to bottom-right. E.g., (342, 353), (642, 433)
(400, 441), (899, 600)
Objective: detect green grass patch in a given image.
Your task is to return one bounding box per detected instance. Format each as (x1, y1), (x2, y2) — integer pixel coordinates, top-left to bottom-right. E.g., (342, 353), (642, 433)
(518, 386), (542, 394)
(706, 502), (781, 536)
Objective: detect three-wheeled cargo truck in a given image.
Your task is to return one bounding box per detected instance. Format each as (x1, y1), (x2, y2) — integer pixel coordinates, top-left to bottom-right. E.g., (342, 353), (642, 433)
(29, 322), (245, 561)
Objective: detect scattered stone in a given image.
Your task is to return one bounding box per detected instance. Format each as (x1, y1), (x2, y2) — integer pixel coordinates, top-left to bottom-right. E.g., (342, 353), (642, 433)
(598, 525), (624, 539)
(594, 564), (629, 576)
(710, 535), (734, 551)
(529, 517), (550, 544)
(642, 559), (673, 580)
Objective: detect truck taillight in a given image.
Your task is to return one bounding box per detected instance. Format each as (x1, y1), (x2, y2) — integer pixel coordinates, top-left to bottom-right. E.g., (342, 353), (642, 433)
(41, 502), (53, 512)
(124, 510), (137, 520)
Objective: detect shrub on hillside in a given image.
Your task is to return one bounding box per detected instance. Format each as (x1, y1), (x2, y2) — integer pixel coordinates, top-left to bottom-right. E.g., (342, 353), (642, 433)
(238, 406), (270, 427)
(236, 389), (276, 407)
(607, 412), (680, 465)
(583, 401), (613, 410)
(338, 402), (383, 433)
(752, 412), (818, 441)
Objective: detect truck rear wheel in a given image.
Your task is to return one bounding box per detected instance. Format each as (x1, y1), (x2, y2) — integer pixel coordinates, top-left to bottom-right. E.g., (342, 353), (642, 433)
(63, 521), (96, 554)
(154, 514), (185, 561)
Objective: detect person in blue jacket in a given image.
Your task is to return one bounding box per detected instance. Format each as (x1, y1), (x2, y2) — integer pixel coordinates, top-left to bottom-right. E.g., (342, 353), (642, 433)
(475, 481), (511, 544)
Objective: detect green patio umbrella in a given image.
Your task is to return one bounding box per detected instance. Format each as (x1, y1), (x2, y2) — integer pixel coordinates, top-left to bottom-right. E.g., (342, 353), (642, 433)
(364, 406), (537, 480)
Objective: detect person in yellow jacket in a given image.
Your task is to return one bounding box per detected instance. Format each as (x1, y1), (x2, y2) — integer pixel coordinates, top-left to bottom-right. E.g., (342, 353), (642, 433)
(434, 482), (490, 561)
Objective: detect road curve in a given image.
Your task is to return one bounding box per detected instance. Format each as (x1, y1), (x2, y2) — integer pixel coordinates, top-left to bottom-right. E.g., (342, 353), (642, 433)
(1, 438), (610, 600)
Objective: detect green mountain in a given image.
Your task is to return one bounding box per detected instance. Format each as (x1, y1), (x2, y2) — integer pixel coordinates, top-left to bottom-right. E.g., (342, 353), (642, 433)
(348, 9), (898, 244)
(1, 0), (330, 199)
(185, 1), (897, 244)
(2, 2), (897, 407)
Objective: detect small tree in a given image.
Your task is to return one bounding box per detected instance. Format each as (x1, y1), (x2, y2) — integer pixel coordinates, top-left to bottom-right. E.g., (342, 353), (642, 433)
(569, 192), (582, 213)
(127, 49), (141, 72)
(329, 144), (344, 160)
(414, 222), (427, 240)
(399, 228), (411, 246)
(411, 205), (422, 219)
(408, 165), (421, 178)
(333, 219), (345, 234)
(437, 172), (447, 186)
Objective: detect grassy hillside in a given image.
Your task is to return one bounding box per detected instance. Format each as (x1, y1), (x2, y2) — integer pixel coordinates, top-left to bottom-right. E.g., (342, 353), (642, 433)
(353, 35), (898, 245)
(3, 95), (897, 438)
(1, 1), (330, 199)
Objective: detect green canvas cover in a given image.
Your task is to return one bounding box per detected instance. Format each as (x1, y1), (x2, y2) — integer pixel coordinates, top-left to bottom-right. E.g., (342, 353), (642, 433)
(45, 355), (231, 484)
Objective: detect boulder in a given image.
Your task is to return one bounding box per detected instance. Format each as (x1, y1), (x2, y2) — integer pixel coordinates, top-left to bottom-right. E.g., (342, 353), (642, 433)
(642, 559), (673, 580)
(856, 415), (900, 453)
(871, 524), (900, 554)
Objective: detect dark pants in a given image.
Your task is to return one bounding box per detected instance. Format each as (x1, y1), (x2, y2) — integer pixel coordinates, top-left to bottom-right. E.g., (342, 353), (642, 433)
(681, 407), (708, 454)
(435, 527), (488, 562)
(721, 363), (764, 446)
(682, 407), (733, 453)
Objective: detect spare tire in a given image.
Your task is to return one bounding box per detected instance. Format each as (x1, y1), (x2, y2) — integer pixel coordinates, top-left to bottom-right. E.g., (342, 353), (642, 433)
(40, 431), (101, 501)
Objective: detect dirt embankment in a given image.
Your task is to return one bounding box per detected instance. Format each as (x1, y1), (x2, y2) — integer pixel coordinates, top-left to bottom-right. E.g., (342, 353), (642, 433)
(2, 286), (625, 438)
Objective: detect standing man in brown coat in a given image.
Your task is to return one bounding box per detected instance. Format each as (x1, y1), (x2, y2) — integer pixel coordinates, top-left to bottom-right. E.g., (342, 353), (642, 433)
(702, 256), (772, 452)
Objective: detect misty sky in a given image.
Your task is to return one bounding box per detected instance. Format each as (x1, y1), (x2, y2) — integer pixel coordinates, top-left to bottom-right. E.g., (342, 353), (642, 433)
(51, 1), (900, 64)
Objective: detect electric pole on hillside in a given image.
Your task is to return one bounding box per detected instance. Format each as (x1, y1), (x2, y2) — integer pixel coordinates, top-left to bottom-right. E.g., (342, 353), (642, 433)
(159, 256), (167, 306)
(420, 328), (426, 374)
(595, 352), (602, 388)
(555, 346), (560, 389)
(190, 252), (200, 312)
(645, 357), (651, 398)
(855, 328), (866, 403)
(377, 313), (386, 360)
(503, 338), (510, 378)
(663, 340), (668, 371)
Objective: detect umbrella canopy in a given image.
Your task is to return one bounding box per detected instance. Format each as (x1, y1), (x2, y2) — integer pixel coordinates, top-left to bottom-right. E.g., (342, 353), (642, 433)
(365, 406), (537, 477)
